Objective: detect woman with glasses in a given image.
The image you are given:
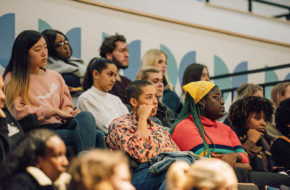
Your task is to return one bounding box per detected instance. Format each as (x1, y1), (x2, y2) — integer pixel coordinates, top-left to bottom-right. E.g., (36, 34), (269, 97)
(41, 29), (85, 94)
(3, 30), (104, 154)
(170, 81), (290, 189)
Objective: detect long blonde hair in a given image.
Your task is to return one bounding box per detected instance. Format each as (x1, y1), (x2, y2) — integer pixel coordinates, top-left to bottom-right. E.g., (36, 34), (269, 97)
(167, 159), (238, 190)
(3, 31), (42, 108)
(141, 49), (173, 90)
(271, 82), (290, 108)
(68, 149), (130, 190)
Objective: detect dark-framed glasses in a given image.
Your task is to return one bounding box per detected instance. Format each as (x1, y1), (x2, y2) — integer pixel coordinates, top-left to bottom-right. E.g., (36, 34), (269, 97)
(208, 94), (224, 102)
(55, 40), (70, 47)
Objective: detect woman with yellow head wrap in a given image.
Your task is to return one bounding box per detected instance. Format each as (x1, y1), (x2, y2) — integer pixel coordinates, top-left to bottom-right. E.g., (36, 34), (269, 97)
(170, 81), (251, 169)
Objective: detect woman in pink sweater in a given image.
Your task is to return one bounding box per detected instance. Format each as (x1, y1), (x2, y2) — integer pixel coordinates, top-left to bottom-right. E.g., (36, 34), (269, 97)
(3, 30), (104, 153)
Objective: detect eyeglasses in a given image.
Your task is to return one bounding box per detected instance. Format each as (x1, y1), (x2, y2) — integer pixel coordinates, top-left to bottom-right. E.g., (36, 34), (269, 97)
(208, 94), (224, 102)
(55, 40), (70, 47)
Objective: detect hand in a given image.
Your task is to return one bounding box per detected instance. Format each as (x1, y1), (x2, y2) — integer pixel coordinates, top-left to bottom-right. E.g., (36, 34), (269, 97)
(55, 109), (74, 120)
(137, 104), (154, 121)
(211, 153), (239, 167)
(247, 129), (263, 144)
(45, 108), (74, 120)
(72, 109), (81, 117)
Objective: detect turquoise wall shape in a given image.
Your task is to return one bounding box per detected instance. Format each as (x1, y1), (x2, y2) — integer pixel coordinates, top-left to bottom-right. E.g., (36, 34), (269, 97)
(160, 44), (178, 87)
(232, 61), (248, 99)
(38, 19), (52, 32)
(178, 51), (196, 87)
(66, 28), (81, 58)
(265, 65), (279, 99)
(0, 13), (15, 67)
(124, 40), (141, 80)
(213, 55), (230, 101)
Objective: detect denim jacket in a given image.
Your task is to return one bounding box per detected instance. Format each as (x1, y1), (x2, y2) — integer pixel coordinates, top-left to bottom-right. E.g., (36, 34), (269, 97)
(148, 151), (200, 175)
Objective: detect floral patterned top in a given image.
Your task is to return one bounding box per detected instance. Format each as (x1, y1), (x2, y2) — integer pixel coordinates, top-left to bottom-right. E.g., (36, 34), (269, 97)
(106, 112), (179, 163)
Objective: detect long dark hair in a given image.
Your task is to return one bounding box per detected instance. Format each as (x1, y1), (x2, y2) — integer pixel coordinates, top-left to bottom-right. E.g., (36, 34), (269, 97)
(83, 57), (114, 91)
(182, 63), (207, 86)
(41, 29), (72, 61)
(0, 129), (56, 187)
(3, 30), (43, 109)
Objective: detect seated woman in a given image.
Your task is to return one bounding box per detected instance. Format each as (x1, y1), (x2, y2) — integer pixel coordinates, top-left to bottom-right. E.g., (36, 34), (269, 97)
(77, 57), (129, 134)
(0, 129), (68, 190)
(141, 49), (182, 116)
(135, 67), (175, 129)
(223, 83), (263, 125)
(228, 96), (275, 172)
(167, 159), (238, 190)
(68, 149), (135, 190)
(267, 82), (290, 142)
(3, 30), (104, 153)
(181, 63), (210, 102)
(170, 81), (290, 189)
(271, 98), (290, 171)
(41, 29), (85, 90)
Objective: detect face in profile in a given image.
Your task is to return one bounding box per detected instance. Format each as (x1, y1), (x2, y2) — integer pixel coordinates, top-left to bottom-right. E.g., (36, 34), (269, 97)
(110, 163), (135, 190)
(109, 41), (129, 69)
(146, 72), (164, 98)
(29, 37), (48, 71)
(200, 67), (210, 81)
(133, 85), (158, 117)
(156, 53), (167, 76)
(94, 63), (117, 93)
(37, 135), (69, 182)
(54, 33), (71, 60)
(202, 87), (225, 120)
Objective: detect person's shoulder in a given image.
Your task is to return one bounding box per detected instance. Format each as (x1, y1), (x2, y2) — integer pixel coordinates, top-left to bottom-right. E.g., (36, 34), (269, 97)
(176, 117), (194, 127)
(111, 113), (130, 124)
(120, 75), (131, 83)
(217, 120), (232, 130)
(46, 69), (62, 77)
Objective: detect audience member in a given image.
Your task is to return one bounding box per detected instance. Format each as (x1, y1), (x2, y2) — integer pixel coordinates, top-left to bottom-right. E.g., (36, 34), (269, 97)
(223, 83), (263, 125)
(182, 63), (210, 86)
(271, 98), (290, 171)
(100, 34), (131, 104)
(181, 63), (210, 102)
(236, 83), (263, 99)
(0, 75), (24, 163)
(0, 129), (69, 190)
(106, 80), (180, 190)
(3, 30), (104, 153)
(167, 159), (238, 190)
(228, 96), (290, 186)
(141, 49), (182, 116)
(77, 57), (128, 134)
(41, 29), (85, 92)
(267, 82), (290, 142)
(136, 67), (175, 129)
(170, 81), (290, 189)
(228, 96), (274, 171)
(68, 149), (135, 190)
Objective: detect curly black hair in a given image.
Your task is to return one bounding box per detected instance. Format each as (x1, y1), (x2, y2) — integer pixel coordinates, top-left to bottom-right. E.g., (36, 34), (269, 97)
(228, 96), (274, 136)
(99, 34), (126, 58)
(275, 98), (290, 137)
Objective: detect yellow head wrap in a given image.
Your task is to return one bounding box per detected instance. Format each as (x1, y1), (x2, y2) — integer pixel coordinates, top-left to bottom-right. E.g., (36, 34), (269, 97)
(183, 81), (216, 104)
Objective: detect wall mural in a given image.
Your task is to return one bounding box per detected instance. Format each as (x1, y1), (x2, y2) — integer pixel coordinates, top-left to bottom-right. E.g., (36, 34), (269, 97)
(1, 13), (289, 101)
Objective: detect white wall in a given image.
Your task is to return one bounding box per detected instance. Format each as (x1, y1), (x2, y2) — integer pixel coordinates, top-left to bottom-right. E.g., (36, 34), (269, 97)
(0, 0), (289, 110)
(91, 0), (290, 44)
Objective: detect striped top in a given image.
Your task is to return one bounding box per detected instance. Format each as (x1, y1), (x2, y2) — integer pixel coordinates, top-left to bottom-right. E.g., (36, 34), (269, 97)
(171, 115), (249, 163)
